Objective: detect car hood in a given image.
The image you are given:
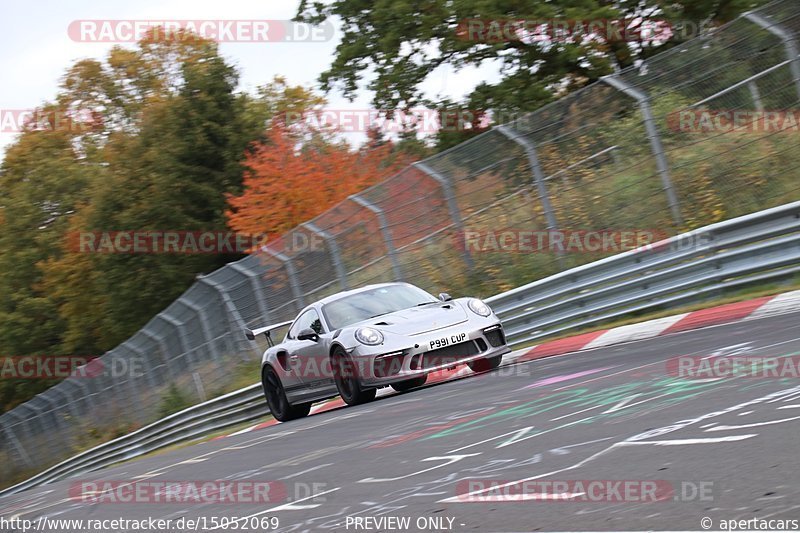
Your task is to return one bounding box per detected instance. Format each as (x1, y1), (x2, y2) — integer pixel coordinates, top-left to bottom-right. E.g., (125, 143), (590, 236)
(358, 303), (469, 336)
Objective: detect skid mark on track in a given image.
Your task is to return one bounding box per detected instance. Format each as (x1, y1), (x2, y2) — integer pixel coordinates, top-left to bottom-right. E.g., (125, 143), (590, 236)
(438, 383), (800, 504)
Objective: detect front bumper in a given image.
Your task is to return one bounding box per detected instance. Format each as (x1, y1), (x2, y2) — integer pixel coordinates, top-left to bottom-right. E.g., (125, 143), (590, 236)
(354, 323), (511, 386)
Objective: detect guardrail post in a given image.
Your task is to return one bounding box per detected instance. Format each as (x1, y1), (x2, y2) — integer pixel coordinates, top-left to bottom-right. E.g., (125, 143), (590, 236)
(260, 247), (305, 310)
(227, 263), (272, 323)
(349, 194), (404, 281)
(196, 275), (260, 357)
(2, 413), (34, 468)
(413, 162), (474, 270)
(601, 75), (684, 226)
(301, 222), (349, 290)
(745, 11), (800, 102)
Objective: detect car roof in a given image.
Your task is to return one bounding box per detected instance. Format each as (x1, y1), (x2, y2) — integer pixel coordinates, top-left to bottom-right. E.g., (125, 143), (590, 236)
(315, 282), (414, 306)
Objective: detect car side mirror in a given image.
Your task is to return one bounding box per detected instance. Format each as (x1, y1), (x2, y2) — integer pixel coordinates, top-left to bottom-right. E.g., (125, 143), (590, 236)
(297, 328), (319, 342)
(438, 292), (453, 302)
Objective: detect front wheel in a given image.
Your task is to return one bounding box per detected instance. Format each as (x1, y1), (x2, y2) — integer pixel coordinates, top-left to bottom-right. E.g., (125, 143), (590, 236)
(391, 374), (428, 392)
(262, 366), (311, 422)
(467, 355), (503, 373)
(332, 349), (377, 406)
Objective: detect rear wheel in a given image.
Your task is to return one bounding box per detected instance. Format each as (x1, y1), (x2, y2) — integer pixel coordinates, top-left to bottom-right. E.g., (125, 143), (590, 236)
(262, 366), (311, 422)
(332, 348), (377, 406)
(467, 355), (503, 373)
(391, 374), (428, 392)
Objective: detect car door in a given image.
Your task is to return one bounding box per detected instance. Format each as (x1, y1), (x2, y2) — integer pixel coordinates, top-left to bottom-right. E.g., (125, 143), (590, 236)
(285, 308), (332, 394)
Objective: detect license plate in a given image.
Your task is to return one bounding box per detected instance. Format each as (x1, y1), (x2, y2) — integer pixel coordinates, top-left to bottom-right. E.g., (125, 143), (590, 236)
(429, 332), (467, 350)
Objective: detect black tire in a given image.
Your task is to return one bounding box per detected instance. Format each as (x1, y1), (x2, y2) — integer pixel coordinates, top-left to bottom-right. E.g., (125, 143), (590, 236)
(467, 355), (503, 373)
(391, 374), (428, 392)
(332, 348), (377, 406)
(262, 366), (311, 422)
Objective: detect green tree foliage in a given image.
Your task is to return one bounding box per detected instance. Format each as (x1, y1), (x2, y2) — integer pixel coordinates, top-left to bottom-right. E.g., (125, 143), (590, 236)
(296, 0), (768, 143)
(0, 33), (319, 411)
(0, 124), (96, 410)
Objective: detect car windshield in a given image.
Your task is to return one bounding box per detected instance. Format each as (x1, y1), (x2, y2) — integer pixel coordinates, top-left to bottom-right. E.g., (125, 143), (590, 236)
(322, 284), (438, 329)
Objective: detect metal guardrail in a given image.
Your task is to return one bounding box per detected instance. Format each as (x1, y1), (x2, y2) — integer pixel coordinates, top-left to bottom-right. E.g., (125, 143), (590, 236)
(3, 200), (799, 497)
(0, 384), (267, 497)
(487, 200), (800, 348)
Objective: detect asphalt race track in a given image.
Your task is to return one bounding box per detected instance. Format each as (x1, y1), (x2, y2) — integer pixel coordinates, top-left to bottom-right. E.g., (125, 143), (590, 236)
(2, 311), (800, 532)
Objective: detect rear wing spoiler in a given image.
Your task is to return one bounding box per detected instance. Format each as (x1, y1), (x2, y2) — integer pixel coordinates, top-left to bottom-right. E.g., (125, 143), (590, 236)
(244, 320), (293, 347)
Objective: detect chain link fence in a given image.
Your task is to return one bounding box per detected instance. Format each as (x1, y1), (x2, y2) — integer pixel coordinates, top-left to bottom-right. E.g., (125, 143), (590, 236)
(2, 0), (800, 485)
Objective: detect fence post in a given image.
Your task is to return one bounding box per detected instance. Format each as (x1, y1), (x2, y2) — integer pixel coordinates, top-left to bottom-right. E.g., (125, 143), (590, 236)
(748, 81), (765, 111)
(349, 194), (404, 281)
(196, 274), (260, 357)
(227, 263), (272, 323)
(601, 75), (684, 226)
(141, 328), (178, 381)
(495, 124), (561, 234)
(121, 341), (156, 389)
(83, 378), (101, 420)
(54, 382), (81, 420)
(744, 11), (800, 102)
(179, 297), (222, 364)
(38, 393), (65, 433)
(302, 222), (349, 290)
(156, 312), (194, 368)
(2, 413), (34, 468)
(495, 124), (566, 267)
(412, 162), (474, 270)
(103, 352), (134, 414)
(260, 247), (305, 310)
(22, 403), (47, 440)
(65, 379), (90, 419)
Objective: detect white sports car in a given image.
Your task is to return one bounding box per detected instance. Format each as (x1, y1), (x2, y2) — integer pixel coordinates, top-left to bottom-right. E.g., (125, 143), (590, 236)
(247, 282), (510, 421)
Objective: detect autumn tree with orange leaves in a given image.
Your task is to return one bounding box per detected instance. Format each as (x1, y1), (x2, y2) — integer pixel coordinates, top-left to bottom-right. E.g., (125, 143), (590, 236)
(226, 124), (410, 238)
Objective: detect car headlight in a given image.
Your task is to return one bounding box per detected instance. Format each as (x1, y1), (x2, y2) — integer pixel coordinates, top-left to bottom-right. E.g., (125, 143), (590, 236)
(355, 327), (384, 345)
(467, 298), (492, 317)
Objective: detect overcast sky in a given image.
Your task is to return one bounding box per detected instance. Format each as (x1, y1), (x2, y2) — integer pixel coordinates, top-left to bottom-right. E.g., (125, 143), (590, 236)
(0, 0), (500, 160)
